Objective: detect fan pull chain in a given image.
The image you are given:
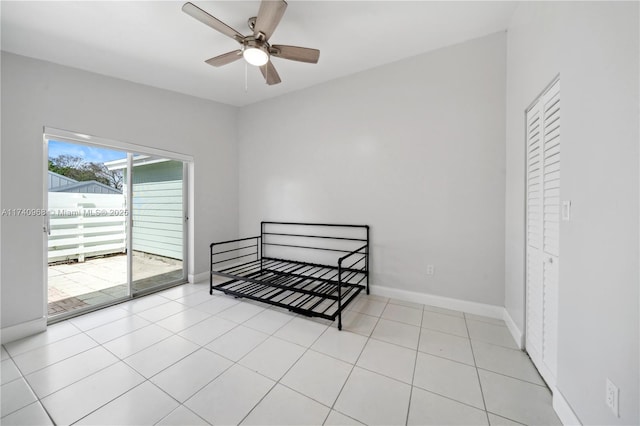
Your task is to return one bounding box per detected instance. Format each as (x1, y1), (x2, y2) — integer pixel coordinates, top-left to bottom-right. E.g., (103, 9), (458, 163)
(244, 62), (248, 92)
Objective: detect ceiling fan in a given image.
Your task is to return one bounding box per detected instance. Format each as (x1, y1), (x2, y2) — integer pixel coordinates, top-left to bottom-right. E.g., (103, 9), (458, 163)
(182, 0), (320, 85)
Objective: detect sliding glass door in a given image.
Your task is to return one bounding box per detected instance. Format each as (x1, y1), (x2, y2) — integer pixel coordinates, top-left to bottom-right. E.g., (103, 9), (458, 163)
(130, 155), (185, 294)
(46, 140), (130, 318)
(45, 134), (188, 321)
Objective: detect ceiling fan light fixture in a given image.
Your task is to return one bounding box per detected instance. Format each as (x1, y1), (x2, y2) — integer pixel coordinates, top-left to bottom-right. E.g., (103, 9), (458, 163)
(183, 0), (318, 85)
(243, 45), (269, 66)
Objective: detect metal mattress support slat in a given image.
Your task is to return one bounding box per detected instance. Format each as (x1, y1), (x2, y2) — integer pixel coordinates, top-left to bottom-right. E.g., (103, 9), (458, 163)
(209, 222), (369, 330)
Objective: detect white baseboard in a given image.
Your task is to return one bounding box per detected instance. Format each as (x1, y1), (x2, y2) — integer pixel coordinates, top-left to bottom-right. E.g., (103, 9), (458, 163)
(188, 271), (209, 284)
(503, 308), (524, 349)
(553, 388), (582, 425)
(370, 285), (504, 319)
(1, 316), (47, 344)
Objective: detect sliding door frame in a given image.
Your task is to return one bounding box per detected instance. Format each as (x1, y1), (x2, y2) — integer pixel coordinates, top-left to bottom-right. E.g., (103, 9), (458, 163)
(43, 127), (192, 323)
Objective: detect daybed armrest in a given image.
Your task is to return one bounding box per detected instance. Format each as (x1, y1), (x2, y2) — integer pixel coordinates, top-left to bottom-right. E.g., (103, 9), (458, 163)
(210, 236), (261, 248)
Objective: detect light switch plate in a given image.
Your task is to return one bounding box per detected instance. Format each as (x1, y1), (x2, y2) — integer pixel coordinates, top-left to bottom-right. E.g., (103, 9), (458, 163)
(562, 200), (571, 221)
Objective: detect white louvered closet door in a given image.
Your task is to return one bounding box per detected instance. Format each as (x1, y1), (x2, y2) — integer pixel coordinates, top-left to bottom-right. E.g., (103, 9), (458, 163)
(526, 79), (560, 388)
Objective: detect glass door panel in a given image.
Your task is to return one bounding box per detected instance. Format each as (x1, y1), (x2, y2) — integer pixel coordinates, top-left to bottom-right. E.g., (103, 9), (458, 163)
(46, 135), (188, 321)
(47, 139), (129, 319)
(129, 155), (185, 294)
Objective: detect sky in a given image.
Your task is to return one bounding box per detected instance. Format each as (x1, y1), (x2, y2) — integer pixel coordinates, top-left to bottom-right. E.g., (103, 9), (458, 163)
(48, 140), (126, 164)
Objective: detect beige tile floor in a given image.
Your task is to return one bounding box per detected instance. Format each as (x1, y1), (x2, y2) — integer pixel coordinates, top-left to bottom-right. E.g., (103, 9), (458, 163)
(1, 282), (561, 425)
(48, 253), (183, 316)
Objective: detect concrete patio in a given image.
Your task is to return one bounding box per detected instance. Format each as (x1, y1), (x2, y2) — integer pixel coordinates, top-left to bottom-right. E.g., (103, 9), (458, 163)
(48, 252), (183, 317)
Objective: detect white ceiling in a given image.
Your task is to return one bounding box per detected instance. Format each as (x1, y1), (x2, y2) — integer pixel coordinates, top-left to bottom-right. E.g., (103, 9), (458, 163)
(1, 1), (517, 107)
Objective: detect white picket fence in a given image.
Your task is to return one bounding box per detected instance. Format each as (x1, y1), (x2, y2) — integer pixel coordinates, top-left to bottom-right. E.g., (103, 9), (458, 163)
(48, 192), (127, 263)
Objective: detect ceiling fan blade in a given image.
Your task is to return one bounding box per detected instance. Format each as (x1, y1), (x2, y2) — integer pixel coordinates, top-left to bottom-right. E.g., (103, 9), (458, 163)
(205, 50), (242, 67)
(271, 45), (320, 64)
(182, 2), (243, 42)
(254, 0), (287, 40)
(259, 61), (282, 85)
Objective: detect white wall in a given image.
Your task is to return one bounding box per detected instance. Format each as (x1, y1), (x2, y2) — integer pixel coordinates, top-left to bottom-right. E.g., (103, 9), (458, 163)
(505, 2), (639, 424)
(238, 32), (506, 307)
(0, 52), (239, 337)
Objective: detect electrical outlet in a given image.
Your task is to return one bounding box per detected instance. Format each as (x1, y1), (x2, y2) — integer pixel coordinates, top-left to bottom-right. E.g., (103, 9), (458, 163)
(426, 265), (434, 275)
(606, 378), (619, 417)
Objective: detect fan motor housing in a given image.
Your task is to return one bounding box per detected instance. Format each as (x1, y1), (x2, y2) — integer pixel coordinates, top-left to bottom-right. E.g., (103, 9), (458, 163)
(243, 37), (269, 52)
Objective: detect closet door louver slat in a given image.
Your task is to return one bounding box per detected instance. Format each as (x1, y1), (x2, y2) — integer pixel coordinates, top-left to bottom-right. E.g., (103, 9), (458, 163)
(526, 99), (544, 366)
(541, 81), (560, 379)
(526, 79), (560, 387)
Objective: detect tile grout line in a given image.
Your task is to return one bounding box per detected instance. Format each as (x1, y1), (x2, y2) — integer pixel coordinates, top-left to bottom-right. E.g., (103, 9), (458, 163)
(146, 309), (211, 336)
(9, 332), (122, 404)
(111, 294), (237, 351)
(4, 288), (520, 426)
(34, 335), (129, 426)
(475, 366), (548, 388)
(404, 300), (426, 426)
(464, 312), (491, 425)
(1, 285), (207, 423)
(155, 301), (297, 425)
(121, 295), (262, 382)
(411, 383), (501, 414)
(236, 315), (332, 425)
(153, 303), (289, 407)
(163, 288), (252, 426)
(321, 297), (390, 425)
(52, 290), (234, 425)
(102, 325), (177, 361)
(31, 354), (121, 402)
(10, 290), (208, 425)
(153, 403), (212, 426)
(69, 379), (152, 425)
(193, 306), (300, 423)
(12, 341), (98, 376)
(43, 329), (148, 425)
(3, 322), (83, 359)
(485, 410), (528, 426)
(420, 323), (473, 339)
(5, 328), (86, 362)
(0, 347), (55, 424)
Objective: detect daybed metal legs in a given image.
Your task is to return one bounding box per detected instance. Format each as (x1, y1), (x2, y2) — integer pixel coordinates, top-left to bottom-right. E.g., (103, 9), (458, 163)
(209, 243), (214, 295)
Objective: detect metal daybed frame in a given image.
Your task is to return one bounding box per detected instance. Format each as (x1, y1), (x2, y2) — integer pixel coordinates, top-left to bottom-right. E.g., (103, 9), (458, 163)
(209, 221), (369, 330)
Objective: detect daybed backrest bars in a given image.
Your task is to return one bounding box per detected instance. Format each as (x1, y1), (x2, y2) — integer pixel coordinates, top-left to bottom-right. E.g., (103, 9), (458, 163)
(261, 222), (368, 271)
